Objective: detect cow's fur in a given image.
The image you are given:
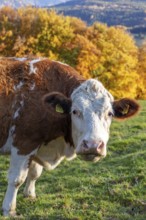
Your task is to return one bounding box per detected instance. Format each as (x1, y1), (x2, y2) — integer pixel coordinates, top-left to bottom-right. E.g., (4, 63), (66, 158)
(0, 57), (140, 216)
(0, 58), (84, 155)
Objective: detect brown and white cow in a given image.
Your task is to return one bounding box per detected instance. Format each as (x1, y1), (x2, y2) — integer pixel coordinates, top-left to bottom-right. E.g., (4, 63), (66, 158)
(0, 58), (139, 216)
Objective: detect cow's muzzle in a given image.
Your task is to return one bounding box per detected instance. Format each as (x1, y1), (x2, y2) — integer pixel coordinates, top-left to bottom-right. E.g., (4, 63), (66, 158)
(77, 140), (106, 162)
(78, 140), (105, 155)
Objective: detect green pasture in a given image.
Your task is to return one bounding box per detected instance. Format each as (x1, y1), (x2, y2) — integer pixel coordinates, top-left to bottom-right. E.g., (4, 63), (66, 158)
(0, 101), (146, 220)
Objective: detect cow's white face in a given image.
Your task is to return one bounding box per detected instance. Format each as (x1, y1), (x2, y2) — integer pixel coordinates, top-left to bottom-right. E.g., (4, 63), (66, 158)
(71, 79), (114, 161)
(43, 79), (140, 163)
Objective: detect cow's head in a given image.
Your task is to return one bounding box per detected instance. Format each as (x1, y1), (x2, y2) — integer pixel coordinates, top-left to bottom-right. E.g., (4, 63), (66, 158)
(43, 79), (140, 162)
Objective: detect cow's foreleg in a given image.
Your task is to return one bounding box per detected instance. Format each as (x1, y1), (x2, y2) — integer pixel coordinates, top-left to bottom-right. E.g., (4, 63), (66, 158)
(2, 147), (37, 217)
(24, 160), (43, 198)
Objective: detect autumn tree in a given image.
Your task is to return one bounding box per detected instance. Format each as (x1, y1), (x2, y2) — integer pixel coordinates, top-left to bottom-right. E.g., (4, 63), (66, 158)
(73, 35), (100, 78)
(86, 23), (140, 98)
(0, 7), (144, 99)
(137, 41), (146, 99)
(15, 8), (74, 58)
(0, 6), (20, 56)
(61, 17), (100, 78)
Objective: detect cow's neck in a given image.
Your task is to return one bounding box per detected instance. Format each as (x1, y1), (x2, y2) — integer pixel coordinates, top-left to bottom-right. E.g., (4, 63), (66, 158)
(42, 60), (85, 98)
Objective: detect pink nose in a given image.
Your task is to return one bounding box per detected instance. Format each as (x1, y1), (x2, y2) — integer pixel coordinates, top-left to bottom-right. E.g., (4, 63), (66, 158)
(82, 140), (104, 155)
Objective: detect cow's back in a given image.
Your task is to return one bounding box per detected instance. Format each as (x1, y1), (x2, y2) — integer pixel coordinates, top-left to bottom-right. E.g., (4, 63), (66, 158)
(0, 58), (84, 95)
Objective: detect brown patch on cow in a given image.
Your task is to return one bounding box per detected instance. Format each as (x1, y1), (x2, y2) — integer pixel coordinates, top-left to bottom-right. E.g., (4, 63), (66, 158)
(0, 58), (84, 154)
(34, 59), (85, 96)
(0, 58), (31, 95)
(13, 91), (73, 154)
(113, 98), (140, 120)
(0, 93), (14, 148)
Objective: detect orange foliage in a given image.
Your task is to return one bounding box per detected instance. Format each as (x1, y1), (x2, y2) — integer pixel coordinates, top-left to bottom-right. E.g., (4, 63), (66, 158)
(0, 7), (144, 99)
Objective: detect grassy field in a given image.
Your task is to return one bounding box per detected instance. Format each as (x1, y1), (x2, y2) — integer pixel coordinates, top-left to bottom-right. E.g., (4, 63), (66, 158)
(0, 101), (146, 220)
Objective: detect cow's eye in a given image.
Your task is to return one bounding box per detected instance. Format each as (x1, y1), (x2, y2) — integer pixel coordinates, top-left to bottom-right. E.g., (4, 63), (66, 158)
(108, 111), (113, 117)
(72, 110), (81, 117)
(73, 110), (77, 115)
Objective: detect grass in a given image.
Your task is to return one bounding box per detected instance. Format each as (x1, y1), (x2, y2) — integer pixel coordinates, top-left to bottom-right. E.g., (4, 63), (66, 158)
(0, 101), (146, 220)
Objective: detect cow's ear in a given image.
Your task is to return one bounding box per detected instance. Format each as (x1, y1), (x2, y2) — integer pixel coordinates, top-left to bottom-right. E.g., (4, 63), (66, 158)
(113, 98), (140, 119)
(43, 92), (72, 115)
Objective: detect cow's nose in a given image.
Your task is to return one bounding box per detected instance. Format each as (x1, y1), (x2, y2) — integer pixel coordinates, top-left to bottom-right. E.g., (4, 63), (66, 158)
(82, 140), (90, 150)
(82, 140), (105, 154)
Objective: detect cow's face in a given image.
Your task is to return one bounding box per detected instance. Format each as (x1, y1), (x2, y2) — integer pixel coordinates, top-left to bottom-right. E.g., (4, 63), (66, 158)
(43, 79), (140, 162)
(70, 80), (113, 162)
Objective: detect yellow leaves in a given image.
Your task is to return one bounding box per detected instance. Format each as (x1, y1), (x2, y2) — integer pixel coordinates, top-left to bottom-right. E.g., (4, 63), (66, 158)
(0, 43), (6, 52)
(48, 35), (61, 49)
(136, 41), (146, 99)
(0, 28), (12, 41)
(0, 6), (145, 99)
(48, 51), (58, 60)
(72, 35), (100, 79)
(86, 24), (140, 98)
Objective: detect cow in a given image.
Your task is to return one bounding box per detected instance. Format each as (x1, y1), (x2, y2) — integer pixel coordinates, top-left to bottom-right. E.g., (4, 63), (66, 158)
(0, 57), (140, 217)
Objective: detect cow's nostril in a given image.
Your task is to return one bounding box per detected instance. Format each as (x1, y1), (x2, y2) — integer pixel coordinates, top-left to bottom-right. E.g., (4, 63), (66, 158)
(96, 141), (105, 154)
(82, 140), (89, 149)
(98, 141), (104, 149)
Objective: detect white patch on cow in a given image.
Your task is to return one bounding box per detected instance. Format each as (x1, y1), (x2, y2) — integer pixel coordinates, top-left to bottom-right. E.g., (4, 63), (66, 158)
(2, 146), (38, 216)
(20, 100), (24, 106)
(14, 57), (27, 62)
(71, 79), (113, 102)
(23, 161), (43, 198)
(13, 81), (24, 91)
(13, 100), (24, 119)
(64, 143), (76, 161)
(29, 59), (41, 75)
(53, 60), (69, 67)
(35, 137), (75, 170)
(10, 126), (15, 134)
(30, 82), (35, 90)
(70, 79), (114, 160)
(23, 137), (75, 198)
(13, 109), (20, 119)
(0, 126), (15, 155)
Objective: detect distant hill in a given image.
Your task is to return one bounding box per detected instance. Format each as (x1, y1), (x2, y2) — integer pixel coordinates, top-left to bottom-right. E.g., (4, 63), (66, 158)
(51, 0), (146, 44)
(0, 0), (145, 44)
(0, 0), (72, 7)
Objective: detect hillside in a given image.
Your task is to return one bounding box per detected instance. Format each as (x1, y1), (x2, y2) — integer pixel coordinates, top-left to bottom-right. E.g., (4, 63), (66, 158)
(0, 0), (145, 44)
(52, 0), (146, 44)
(0, 0), (71, 7)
